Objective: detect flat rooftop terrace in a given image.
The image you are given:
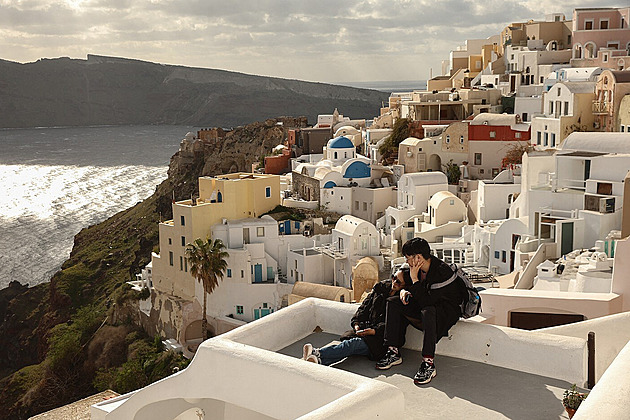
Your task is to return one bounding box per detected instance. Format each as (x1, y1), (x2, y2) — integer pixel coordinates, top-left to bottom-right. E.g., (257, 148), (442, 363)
(280, 332), (574, 420)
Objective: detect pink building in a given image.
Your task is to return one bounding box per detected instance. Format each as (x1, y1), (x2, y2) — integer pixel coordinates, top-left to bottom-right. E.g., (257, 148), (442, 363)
(571, 7), (630, 70)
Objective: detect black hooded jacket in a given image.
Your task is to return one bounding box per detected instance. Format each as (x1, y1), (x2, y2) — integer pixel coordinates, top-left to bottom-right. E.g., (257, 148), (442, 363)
(408, 255), (465, 340)
(341, 280), (393, 360)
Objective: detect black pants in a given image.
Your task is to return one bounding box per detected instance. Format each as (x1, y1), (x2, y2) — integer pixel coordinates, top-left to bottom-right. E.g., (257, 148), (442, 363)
(383, 295), (437, 358)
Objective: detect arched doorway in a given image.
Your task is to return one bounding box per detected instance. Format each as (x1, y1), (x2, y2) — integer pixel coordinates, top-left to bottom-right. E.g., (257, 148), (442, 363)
(584, 42), (596, 59)
(428, 154), (442, 172)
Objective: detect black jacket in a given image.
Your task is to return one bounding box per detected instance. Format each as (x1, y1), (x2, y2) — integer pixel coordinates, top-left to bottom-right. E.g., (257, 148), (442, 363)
(409, 256), (465, 340)
(342, 280), (392, 360)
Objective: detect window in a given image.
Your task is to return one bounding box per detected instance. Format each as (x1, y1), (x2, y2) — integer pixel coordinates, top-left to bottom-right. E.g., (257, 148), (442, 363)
(363, 202), (367, 211)
(502, 251), (507, 263)
(169, 251), (173, 266)
(557, 87), (561, 96)
(460, 135), (464, 144)
(236, 305), (244, 315)
(549, 101), (553, 114)
(537, 132), (541, 145)
(600, 19), (608, 30)
(181, 236), (186, 247)
(544, 132), (549, 146)
(489, 131), (496, 138)
(241, 270), (244, 278)
(564, 101), (569, 116)
(584, 20), (593, 30)
(227, 269), (232, 278)
(522, 113), (528, 122)
(449, 199), (454, 205)
(602, 53), (609, 63)
(180, 215), (185, 226)
(494, 251), (500, 259)
(446, 135), (450, 143)
(168, 238), (172, 245)
(355, 201), (359, 210)
(184, 258), (188, 272)
(265, 186), (271, 198)
(515, 132), (521, 139)
(179, 256), (183, 271)
(257, 227), (265, 237)
(474, 153), (482, 165)
(551, 133), (556, 147)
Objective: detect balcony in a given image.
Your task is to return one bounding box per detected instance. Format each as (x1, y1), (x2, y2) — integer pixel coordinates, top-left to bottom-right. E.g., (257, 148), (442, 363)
(592, 101), (609, 115)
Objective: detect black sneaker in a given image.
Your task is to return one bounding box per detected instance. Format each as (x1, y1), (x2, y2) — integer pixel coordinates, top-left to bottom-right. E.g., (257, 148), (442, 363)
(376, 348), (402, 370)
(413, 361), (436, 385)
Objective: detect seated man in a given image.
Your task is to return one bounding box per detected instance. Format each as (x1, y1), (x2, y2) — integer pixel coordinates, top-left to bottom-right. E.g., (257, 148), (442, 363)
(376, 237), (465, 385)
(302, 268), (409, 365)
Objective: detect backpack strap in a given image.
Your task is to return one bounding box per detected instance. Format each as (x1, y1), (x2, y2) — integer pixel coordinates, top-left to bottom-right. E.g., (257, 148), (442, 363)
(430, 271), (458, 290)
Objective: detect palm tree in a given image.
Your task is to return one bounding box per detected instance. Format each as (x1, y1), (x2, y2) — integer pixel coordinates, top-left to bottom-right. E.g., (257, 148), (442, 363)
(185, 238), (229, 340)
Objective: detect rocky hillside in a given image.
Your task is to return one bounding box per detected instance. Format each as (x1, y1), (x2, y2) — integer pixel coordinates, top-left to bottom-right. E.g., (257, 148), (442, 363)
(0, 55), (389, 128)
(0, 117), (307, 418)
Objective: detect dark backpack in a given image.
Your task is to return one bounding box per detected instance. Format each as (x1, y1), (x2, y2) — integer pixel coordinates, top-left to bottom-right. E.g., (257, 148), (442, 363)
(430, 264), (482, 319)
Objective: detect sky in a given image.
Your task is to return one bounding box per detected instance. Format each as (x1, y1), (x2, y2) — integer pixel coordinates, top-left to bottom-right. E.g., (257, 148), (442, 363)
(0, 0), (616, 84)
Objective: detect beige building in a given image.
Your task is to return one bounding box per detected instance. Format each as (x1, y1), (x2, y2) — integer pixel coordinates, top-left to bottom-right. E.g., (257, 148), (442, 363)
(499, 14), (572, 55)
(152, 173), (281, 300)
(530, 81), (596, 148)
(402, 88), (501, 122)
(594, 70), (630, 131)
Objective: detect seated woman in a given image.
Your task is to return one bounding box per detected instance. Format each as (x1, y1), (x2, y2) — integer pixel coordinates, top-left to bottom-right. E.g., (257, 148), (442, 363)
(302, 267), (410, 365)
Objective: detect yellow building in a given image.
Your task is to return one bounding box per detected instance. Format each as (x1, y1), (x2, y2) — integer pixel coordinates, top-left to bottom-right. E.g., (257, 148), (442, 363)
(152, 173), (281, 299)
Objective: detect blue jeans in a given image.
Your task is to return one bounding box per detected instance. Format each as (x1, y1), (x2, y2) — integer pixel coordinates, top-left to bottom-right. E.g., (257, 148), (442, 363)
(319, 337), (370, 366)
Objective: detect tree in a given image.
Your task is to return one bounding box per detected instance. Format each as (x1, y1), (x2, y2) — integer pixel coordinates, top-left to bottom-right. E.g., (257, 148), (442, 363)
(378, 117), (410, 163)
(185, 238), (229, 340)
(442, 159), (461, 185)
(501, 142), (533, 169)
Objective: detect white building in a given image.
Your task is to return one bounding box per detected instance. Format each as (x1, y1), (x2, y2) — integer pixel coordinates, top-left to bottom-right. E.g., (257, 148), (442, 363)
(381, 171), (449, 236)
(471, 170), (522, 223)
(512, 132), (630, 258)
(287, 215), (382, 289)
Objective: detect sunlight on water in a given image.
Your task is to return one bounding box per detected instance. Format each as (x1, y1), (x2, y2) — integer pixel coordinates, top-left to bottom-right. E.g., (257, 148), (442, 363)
(0, 164), (167, 289)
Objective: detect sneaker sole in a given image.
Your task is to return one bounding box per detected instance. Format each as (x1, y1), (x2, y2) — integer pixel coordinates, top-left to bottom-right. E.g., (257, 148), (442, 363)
(376, 358), (402, 370)
(413, 370), (436, 385)
(303, 344), (313, 360)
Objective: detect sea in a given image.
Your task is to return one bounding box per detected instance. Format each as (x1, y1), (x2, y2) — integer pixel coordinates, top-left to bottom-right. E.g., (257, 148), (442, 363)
(0, 125), (193, 290)
(0, 81), (424, 291)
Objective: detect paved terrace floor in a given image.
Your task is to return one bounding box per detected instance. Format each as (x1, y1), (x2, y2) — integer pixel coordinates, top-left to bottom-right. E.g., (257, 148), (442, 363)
(280, 333), (573, 420)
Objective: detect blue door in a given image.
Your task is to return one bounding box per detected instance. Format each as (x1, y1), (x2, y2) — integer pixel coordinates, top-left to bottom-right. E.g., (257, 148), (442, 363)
(254, 309), (260, 320)
(284, 220), (291, 234)
(254, 264), (263, 283)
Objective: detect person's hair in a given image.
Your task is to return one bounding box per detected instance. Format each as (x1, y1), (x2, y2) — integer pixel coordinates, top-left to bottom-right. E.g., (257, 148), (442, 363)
(399, 266), (412, 287)
(401, 237), (431, 259)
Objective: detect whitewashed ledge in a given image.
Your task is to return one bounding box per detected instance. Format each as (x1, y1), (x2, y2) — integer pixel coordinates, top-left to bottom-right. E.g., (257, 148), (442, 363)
(93, 298), (592, 419)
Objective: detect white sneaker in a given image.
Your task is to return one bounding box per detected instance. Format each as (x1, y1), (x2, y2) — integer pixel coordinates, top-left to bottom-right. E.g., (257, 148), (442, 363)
(303, 343), (313, 360)
(306, 354), (320, 364)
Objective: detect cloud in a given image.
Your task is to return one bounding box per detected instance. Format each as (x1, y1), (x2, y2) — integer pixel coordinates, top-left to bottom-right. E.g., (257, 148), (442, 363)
(0, 0), (608, 82)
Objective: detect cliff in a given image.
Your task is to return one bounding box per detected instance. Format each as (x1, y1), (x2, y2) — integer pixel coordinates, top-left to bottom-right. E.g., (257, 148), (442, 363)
(0, 55), (389, 128)
(0, 117), (309, 418)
